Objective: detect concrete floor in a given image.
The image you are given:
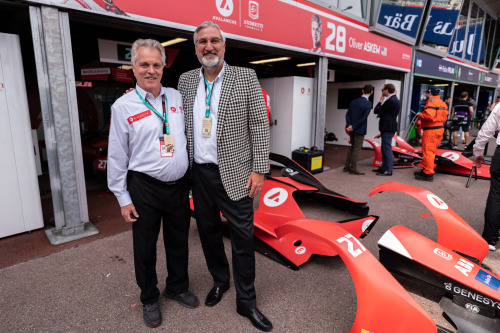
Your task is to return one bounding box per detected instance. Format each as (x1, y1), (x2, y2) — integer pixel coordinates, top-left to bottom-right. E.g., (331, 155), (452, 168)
(0, 143), (498, 332)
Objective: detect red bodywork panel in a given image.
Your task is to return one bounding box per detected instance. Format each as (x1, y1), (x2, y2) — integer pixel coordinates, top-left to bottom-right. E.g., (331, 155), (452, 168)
(418, 149), (491, 179)
(380, 225), (500, 307)
(275, 222), (437, 333)
(369, 182), (489, 263)
(255, 177), (377, 267)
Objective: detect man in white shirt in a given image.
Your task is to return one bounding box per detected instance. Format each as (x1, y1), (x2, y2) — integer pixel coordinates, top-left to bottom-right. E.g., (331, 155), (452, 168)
(473, 103), (500, 251)
(107, 39), (198, 328)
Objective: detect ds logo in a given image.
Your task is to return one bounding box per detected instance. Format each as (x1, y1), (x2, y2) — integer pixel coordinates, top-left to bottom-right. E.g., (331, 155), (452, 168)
(442, 151), (459, 161)
(216, 0), (233, 17)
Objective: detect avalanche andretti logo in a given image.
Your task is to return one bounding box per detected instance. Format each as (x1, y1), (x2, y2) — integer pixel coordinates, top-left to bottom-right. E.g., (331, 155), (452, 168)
(442, 151), (460, 162)
(216, 0), (233, 17)
(263, 188), (288, 207)
(127, 110), (151, 124)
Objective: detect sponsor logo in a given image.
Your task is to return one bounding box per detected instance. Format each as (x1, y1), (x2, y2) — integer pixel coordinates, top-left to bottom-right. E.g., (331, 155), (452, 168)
(284, 168), (299, 176)
(416, 59), (422, 67)
(475, 269), (500, 291)
(127, 110), (152, 124)
(213, 0), (237, 25)
(433, 248), (453, 260)
(402, 53), (411, 60)
(465, 303), (480, 313)
(249, 1), (258, 19)
(295, 246), (306, 255)
(455, 258), (474, 277)
(170, 107), (177, 112)
(442, 151), (459, 161)
(81, 68), (111, 75)
(216, 0), (233, 17)
(263, 188), (288, 207)
(361, 330), (374, 333)
(427, 193), (448, 210)
(301, 87), (305, 94)
(444, 282), (500, 310)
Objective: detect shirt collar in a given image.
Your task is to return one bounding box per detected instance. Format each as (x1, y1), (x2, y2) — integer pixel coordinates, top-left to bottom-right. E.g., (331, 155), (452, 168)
(199, 62), (225, 83)
(135, 84), (163, 100)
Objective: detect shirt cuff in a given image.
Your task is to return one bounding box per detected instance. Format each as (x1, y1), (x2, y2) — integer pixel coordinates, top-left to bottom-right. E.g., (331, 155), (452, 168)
(472, 148), (483, 157)
(117, 193), (133, 207)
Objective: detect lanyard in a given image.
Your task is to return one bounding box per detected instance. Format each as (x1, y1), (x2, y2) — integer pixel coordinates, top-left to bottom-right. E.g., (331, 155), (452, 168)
(135, 89), (170, 135)
(204, 76), (214, 118)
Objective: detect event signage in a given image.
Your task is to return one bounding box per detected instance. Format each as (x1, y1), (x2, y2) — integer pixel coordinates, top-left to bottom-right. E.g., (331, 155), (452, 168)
(376, 4), (423, 38)
(414, 51), (458, 80)
(29, 0), (412, 71)
(414, 51), (499, 86)
(422, 7), (460, 46)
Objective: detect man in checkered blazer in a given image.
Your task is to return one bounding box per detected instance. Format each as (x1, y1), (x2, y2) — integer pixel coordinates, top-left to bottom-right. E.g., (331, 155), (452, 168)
(178, 21), (272, 331)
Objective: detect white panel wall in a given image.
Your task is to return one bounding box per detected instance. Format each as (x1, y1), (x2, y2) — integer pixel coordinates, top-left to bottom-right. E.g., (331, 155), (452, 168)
(260, 76), (314, 158)
(326, 80), (401, 148)
(0, 33), (44, 238)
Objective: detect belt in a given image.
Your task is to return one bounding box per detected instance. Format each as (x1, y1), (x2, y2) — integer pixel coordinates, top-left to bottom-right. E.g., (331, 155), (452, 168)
(422, 125), (444, 130)
(194, 162), (219, 170)
(130, 170), (183, 186)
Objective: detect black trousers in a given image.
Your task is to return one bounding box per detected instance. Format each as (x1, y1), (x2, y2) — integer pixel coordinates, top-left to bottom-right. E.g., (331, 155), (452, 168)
(192, 163), (256, 309)
(129, 171), (190, 305)
(482, 146), (500, 244)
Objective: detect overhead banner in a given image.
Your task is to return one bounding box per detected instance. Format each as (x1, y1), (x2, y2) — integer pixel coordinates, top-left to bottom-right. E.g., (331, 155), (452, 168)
(29, 0), (412, 71)
(422, 7), (460, 46)
(377, 4), (423, 39)
(414, 51), (499, 87)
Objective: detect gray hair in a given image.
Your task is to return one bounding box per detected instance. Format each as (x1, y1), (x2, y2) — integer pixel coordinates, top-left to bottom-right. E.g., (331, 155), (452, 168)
(193, 21), (226, 45)
(131, 39), (166, 66)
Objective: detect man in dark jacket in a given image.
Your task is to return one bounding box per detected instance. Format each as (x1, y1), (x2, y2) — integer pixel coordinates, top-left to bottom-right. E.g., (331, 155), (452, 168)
(344, 84), (374, 175)
(373, 83), (400, 176)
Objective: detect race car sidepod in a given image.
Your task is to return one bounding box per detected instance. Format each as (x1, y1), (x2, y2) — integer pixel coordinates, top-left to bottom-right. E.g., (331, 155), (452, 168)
(378, 225), (500, 332)
(369, 182), (489, 262)
(275, 221), (437, 333)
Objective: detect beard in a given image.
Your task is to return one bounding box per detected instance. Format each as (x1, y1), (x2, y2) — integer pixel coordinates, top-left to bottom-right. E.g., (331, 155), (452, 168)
(199, 52), (223, 69)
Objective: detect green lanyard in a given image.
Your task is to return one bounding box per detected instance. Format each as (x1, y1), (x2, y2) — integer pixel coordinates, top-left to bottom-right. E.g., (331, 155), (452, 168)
(135, 89), (170, 135)
(204, 76), (214, 118)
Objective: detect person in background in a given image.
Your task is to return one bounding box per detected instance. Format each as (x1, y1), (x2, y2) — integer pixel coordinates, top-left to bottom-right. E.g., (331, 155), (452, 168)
(107, 39), (198, 328)
(343, 84), (374, 175)
(414, 88), (448, 182)
(473, 103), (500, 251)
(177, 21), (272, 332)
(373, 83), (400, 176)
(451, 91), (474, 148)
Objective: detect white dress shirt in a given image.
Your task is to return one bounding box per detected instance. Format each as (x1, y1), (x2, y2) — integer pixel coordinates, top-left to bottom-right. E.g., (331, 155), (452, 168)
(107, 85), (188, 207)
(473, 103), (500, 156)
(193, 65), (225, 164)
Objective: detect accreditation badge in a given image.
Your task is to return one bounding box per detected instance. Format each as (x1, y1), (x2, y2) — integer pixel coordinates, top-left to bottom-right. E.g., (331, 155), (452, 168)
(202, 116), (212, 137)
(159, 136), (173, 157)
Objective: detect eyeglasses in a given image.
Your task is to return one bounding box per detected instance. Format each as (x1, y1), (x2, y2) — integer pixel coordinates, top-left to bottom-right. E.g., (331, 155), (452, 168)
(196, 38), (222, 46)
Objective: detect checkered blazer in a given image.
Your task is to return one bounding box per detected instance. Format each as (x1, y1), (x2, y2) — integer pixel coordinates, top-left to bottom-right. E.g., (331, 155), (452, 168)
(178, 63), (270, 201)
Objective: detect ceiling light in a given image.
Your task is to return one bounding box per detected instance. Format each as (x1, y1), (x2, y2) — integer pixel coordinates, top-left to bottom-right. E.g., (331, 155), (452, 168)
(161, 38), (188, 47)
(120, 65), (132, 70)
(249, 57), (291, 64)
(296, 62), (316, 67)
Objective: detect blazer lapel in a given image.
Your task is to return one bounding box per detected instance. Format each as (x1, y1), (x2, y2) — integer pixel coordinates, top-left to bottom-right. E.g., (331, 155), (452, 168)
(216, 63), (234, 138)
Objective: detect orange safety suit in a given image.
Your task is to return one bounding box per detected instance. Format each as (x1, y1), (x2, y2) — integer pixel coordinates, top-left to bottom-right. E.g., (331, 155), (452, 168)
(419, 95), (449, 175)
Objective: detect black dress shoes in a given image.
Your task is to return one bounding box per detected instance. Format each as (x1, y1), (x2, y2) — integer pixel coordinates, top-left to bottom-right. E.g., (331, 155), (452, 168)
(376, 171), (392, 176)
(237, 306), (273, 332)
(205, 284), (229, 307)
(372, 168), (383, 173)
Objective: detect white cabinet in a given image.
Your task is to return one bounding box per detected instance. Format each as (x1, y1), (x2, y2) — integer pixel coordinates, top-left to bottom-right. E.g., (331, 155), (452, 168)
(0, 33), (44, 238)
(259, 76), (314, 158)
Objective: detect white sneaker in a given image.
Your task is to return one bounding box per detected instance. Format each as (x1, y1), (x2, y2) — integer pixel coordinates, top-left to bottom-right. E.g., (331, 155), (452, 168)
(489, 244), (496, 251)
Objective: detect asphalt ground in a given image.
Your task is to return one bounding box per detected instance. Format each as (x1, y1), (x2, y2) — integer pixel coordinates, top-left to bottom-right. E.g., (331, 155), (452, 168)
(1, 143), (498, 332)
